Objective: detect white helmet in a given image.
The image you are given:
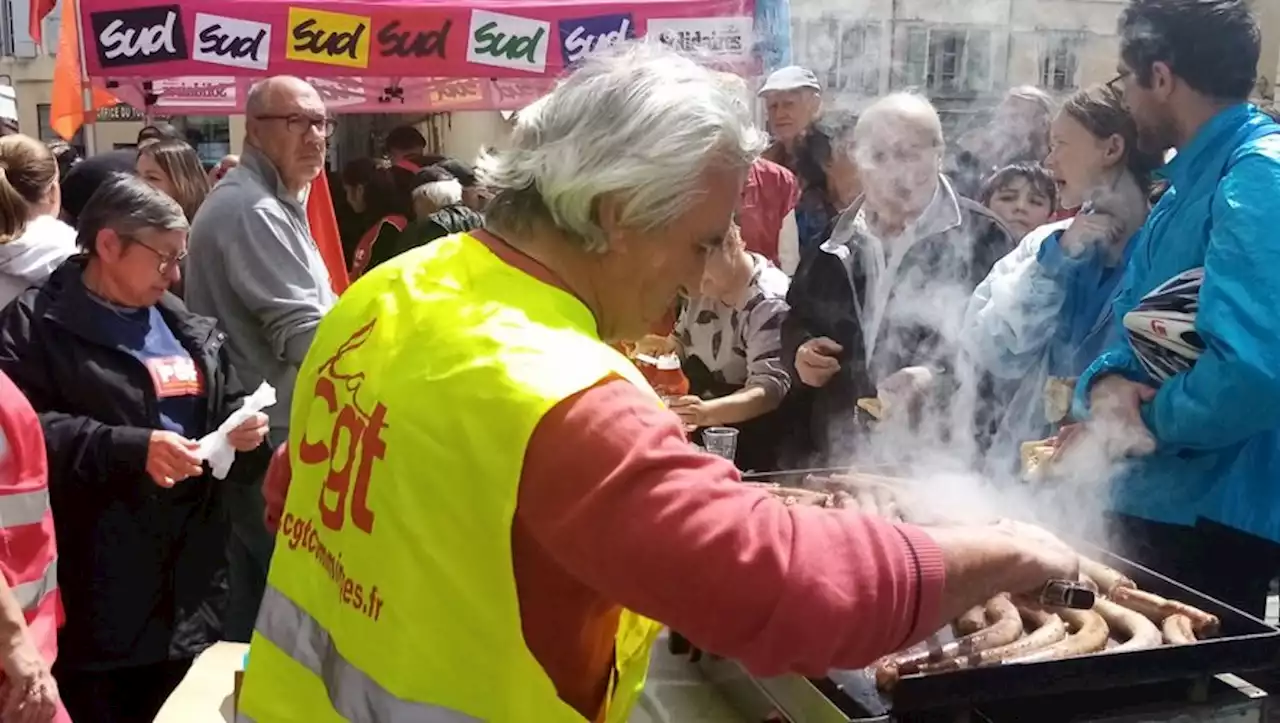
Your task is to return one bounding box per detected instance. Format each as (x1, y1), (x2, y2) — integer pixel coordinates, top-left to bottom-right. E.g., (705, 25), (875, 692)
(1123, 267), (1205, 382)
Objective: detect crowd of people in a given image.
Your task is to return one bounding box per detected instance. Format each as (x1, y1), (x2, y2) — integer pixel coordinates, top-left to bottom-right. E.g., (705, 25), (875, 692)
(0, 0), (1271, 721)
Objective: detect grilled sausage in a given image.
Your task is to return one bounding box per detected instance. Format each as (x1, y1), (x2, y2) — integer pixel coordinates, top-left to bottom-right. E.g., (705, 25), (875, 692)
(1094, 598), (1163, 653)
(876, 595), (1022, 686)
(908, 613), (1068, 676)
(1077, 557), (1136, 595)
(1002, 608), (1109, 663)
(1110, 587), (1220, 636)
(1162, 613), (1197, 645)
(955, 605), (988, 636)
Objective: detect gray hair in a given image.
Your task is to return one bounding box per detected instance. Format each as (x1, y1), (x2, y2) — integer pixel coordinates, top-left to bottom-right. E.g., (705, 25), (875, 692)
(412, 178), (463, 208)
(855, 92), (945, 149)
(478, 41), (765, 252)
(76, 173), (187, 254)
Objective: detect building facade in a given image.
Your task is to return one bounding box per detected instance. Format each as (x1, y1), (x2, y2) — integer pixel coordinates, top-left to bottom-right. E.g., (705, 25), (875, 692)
(790, 0), (1280, 129)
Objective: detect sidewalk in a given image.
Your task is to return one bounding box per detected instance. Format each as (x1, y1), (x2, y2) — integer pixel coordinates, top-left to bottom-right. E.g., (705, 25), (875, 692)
(631, 635), (744, 723)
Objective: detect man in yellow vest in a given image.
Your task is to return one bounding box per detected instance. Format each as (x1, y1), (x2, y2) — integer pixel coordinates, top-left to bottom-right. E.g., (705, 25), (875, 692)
(239, 43), (1079, 723)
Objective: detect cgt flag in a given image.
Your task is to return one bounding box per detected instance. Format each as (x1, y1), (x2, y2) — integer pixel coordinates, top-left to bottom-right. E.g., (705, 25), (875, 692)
(28, 0), (54, 43)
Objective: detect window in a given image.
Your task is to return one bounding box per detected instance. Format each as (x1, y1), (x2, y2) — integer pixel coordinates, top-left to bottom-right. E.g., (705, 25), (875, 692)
(1041, 34), (1083, 92)
(796, 19), (881, 95)
(36, 103), (85, 156)
(901, 26), (993, 94)
(168, 116), (232, 168)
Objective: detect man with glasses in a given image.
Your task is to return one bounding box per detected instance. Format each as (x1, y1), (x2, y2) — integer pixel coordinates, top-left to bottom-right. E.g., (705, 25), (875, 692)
(185, 75), (338, 642)
(1071, 0), (1280, 621)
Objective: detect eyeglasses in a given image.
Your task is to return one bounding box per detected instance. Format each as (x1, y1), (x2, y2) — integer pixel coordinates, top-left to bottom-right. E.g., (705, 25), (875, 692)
(1106, 70), (1132, 94)
(254, 114), (337, 138)
(131, 240), (187, 276)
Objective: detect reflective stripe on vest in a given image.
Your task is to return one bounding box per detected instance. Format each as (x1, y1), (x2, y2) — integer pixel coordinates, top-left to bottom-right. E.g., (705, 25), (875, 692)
(253, 585), (479, 722)
(0, 488), (49, 528)
(14, 557), (56, 611)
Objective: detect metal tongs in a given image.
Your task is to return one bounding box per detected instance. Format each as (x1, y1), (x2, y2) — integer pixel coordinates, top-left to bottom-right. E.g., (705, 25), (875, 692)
(1038, 578), (1098, 610)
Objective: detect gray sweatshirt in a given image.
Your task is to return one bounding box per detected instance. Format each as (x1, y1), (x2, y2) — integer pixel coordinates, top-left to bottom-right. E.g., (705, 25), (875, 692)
(185, 148), (336, 435)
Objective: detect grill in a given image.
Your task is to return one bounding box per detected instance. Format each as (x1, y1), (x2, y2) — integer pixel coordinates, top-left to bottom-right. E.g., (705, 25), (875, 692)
(689, 470), (1280, 722)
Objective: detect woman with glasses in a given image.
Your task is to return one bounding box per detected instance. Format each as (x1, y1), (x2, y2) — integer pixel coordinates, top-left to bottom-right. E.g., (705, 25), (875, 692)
(0, 174), (269, 723)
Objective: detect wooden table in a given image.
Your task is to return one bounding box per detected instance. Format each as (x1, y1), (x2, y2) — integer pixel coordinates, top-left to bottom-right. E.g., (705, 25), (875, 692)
(153, 642), (248, 723)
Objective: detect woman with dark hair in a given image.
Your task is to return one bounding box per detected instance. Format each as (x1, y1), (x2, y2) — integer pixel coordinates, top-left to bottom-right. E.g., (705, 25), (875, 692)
(0, 174), (268, 723)
(359, 166), (483, 274)
(340, 157), (411, 278)
(44, 140), (80, 184)
(978, 162), (1058, 241)
(792, 111), (860, 256)
(135, 139), (211, 221)
(963, 83), (1163, 466)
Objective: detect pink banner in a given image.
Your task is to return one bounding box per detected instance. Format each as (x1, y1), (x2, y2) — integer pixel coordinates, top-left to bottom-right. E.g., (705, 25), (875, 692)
(81, 0), (757, 86)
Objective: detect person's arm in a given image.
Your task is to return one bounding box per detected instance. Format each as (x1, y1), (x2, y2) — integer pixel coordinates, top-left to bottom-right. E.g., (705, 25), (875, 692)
(225, 206), (333, 367)
(777, 211), (801, 276)
(519, 379), (1075, 676)
(962, 226), (1079, 378)
(701, 295), (791, 425)
(1138, 154), (1280, 449)
(780, 262), (819, 387)
(0, 575), (57, 722)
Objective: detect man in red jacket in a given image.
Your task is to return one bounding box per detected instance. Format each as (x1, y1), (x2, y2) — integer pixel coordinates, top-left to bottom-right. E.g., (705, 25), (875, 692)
(0, 370), (67, 722)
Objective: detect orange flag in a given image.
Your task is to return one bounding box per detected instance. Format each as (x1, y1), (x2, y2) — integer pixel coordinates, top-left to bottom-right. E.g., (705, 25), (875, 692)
(306, 168), (349, 295)
(49, 0), (116, 141)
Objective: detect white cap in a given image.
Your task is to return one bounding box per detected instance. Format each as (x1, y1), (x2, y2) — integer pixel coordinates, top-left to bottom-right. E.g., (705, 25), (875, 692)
(758, 66), (821, 96)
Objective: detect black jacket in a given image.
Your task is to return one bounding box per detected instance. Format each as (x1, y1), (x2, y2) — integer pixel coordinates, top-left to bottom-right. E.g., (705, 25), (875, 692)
(780, 184), (1016, 465)
(367, 205), (484, 271)
(0, 258), (263, 670)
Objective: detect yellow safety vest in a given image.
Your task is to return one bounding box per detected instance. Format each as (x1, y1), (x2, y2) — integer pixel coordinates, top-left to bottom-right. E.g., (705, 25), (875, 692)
(237, 232), (664, 722)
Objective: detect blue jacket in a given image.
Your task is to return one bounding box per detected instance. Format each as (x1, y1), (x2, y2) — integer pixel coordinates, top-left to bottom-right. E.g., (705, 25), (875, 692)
(1073, 104), (1280, 541)
(964, 219), (1133, 461)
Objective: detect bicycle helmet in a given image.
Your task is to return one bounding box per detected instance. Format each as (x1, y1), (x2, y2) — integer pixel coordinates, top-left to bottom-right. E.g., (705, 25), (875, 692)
(1123, 267), (1205, 382)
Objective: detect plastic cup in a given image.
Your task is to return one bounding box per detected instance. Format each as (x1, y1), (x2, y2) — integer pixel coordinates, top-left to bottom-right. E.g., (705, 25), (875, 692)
(702, 427), (739, 462)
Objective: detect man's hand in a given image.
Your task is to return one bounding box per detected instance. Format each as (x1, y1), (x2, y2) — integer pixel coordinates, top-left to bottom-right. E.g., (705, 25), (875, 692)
(1060, 212), (1126, 258)
(0, 638), (59, 723)
(226, 412), (270, 452)
(669, 396), (714, 429)
(1088, 375), (1158, 457)
(991, 519), (1081, 588)
(795, 337), (843, 388)
(146, 431), (203, 488)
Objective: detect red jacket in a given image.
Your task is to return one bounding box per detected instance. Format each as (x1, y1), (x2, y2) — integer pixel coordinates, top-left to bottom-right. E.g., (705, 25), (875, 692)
(739, 159), (799, 264)
(0, 370), (68, 720)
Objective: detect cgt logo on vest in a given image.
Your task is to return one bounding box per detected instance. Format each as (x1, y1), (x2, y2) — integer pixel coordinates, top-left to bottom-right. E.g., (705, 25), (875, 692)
(298, 320), (385, 535)
(287, 7), (372, 69)
(467, 9), (550, 73)
(193, 13), (271, 71)
(557, 13), (633, 66)
(90, 5), (188, 69)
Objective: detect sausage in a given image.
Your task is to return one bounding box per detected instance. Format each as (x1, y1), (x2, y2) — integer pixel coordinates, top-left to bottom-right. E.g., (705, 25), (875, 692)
(909, 613), (1068, 675)
(955, 605), (988, 636)
(1002, 608), (1109, 663)
(1110, 587), (1220, 637)
(1093, 598), (1163, 653)
(1077, 557), (1136, 595)
(1162, 613), (1197, 645)
(876, 596), (1022, 686)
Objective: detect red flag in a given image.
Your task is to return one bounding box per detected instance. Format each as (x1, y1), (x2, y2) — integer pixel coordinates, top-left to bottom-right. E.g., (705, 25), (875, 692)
(49, 0), (116, 140)
(29, 0), (55, 43)
(306, 168), (349, 295)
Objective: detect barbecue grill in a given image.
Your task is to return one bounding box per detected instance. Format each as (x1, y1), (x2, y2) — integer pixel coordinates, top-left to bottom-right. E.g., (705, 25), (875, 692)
(686, 469), (1280, 722)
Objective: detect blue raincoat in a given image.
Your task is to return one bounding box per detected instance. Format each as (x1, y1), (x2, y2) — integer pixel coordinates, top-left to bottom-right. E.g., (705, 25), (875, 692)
(964, 218), (1134, 462)
(1073, 104), (1280, 542)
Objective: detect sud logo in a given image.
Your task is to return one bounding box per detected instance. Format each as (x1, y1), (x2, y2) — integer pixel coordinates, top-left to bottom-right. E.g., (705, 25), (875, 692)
(90, 5), (188, 68)
(287, 7), (372, 69)
(557, 13), (633, 65)
(193, 13), (271, 71)
(467, 9), (550, 73)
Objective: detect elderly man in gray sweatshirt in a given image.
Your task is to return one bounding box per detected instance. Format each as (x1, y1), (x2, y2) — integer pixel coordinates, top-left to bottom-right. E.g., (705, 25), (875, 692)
(185, 76), (337, 640)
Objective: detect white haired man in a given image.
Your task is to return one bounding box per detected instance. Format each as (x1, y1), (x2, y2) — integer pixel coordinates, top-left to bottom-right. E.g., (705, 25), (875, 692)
(783, 93), (1016, 466)
(759, 65), (823, 172)
(238, 46), (1074, 723)
(185, 76), (337, 643)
